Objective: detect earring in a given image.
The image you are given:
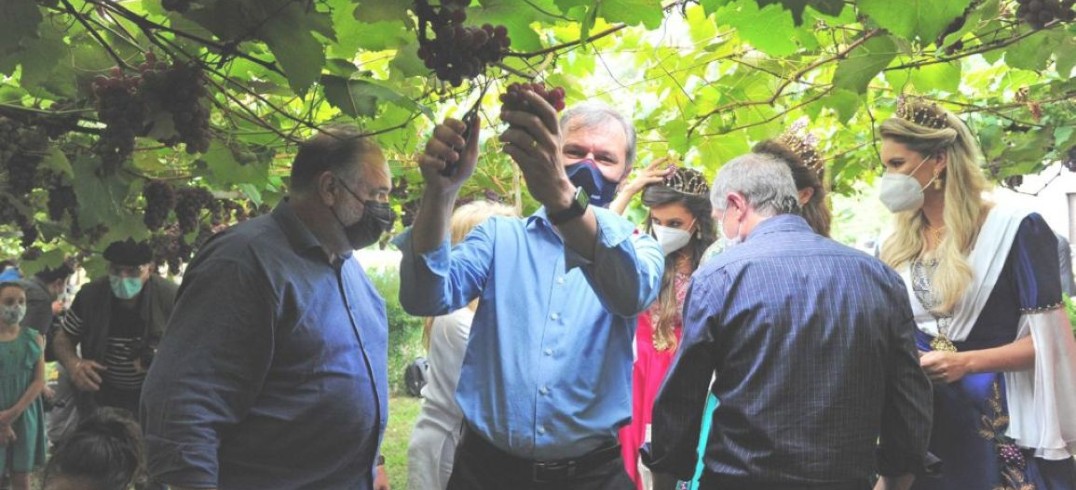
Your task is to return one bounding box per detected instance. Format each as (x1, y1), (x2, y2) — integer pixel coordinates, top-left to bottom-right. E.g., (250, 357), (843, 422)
(933, 175), (944, 190)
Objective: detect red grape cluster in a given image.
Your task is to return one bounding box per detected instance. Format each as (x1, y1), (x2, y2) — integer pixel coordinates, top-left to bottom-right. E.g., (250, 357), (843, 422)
(46, 175), (78, 222)
(175, 186), (216, 234)
(140, 56), (212, 154)
(0, 116), (49, 196)
(499, 83), (566, 112)
(149, 227), (194, 275)
(1015, 0), (1074, 28)
(414, 0), (511, 86)
(92, 68), (146, 175)
(143, 180), (177, 231)
(998, 443), (1026, 469)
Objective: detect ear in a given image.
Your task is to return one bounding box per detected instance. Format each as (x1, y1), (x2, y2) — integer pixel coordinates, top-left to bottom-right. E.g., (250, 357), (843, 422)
(797, 187), (815, 206)
(933, 151), (948, 175)
(726, 192), (748, 220)
(315, 171), (339, 207)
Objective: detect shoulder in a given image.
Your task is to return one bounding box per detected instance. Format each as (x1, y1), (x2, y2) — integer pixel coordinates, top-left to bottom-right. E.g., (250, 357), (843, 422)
(187, 215), (287, 273)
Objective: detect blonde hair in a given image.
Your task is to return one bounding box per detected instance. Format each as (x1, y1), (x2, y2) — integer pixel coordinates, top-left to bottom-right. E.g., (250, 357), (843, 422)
(878, 107), (992, 315)
(422, 200), (517, 350)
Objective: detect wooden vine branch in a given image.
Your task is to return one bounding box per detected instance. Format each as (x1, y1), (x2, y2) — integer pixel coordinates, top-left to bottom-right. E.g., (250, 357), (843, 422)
(688, 29), (881, 135)
(506, 23), (630, 58)
(885, 21), (1063, 72)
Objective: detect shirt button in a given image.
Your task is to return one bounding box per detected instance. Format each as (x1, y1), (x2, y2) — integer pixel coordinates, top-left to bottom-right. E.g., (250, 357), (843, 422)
(543, 348), (553, 356)
(550, 312), (560, 321)
(556, 276), (565, 285)
(537, 426), (547, 435)
(539, 386), (550, 395)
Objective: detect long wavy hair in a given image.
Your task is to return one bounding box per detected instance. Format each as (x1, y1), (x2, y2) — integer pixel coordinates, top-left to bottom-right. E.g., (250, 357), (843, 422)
(641, 177), (715, 352)
(752, 139), (831, 236)
(422, 200), (517, 350)
(878, 105), (992, 315)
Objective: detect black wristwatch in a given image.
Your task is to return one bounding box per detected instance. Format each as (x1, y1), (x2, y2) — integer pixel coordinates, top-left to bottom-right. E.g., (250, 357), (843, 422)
(548, 186), (590, 226)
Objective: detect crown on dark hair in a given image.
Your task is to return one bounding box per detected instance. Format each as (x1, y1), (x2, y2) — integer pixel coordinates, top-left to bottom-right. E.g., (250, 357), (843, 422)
(775, 118), (824, 177)
(663, 167), (709, 196)
(895, 97), (949, 130)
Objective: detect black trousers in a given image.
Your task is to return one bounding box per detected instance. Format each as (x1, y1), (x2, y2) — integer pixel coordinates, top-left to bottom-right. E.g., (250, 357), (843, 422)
(446, 429), (634, 490)
(698, 474), (871, 490)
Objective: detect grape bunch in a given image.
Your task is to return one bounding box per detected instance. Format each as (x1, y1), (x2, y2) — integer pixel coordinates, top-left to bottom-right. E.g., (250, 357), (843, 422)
(0, 116), (49, 196)
(143, 180), (177, 231)
(149, 227), (195, 275)
(935, 2), (979, 54)
(499, 83), (566, 112)
(174, 186), (215, 234)
(998, 444), (1026, 469)
(46, 176), (78, 222)
(92, 68), (146, 175)
(1003, 175), (1024, 188)
(1064, 146), (1076, 172)
(1015, 0), (1074, 29)
(414, 0), (512, 86)
(139, 54), (212, 154)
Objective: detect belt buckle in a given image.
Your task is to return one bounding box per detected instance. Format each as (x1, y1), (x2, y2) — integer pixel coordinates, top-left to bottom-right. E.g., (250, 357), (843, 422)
(532, 460), (577, 483)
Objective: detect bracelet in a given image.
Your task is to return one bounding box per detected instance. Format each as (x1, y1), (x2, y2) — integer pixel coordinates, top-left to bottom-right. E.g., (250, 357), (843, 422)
(376, 454), (385, 466)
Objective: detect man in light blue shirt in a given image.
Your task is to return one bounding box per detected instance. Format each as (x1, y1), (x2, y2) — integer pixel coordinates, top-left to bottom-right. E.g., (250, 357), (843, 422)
(396, 93), (664, 489)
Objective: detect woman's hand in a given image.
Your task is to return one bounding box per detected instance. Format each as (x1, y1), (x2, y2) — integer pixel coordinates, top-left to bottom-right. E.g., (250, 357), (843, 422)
(0, 425), (16, 446)
(608, 157), (677, 215)
(920, 350), (971, 383)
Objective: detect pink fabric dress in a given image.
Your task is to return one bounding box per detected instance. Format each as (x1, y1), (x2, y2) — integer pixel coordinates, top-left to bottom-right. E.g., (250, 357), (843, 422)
(620, 271), (690, 489)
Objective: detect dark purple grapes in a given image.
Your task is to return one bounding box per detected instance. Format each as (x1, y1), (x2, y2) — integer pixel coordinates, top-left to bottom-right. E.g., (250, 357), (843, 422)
(500, 83), (566, 113)
(143, 180), (177, 231)
(414, 0), (512, 86)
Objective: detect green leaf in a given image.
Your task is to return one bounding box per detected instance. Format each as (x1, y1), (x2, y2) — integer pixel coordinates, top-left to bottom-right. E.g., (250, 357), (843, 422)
(758, 0), (844, 26)
(71, 156), (133, 229)
(601, 0), (664, 29)
(821, 88), (861, 124)
(833, 35), (898, 94)
(468, 0), (552, 52)
(41, 146), (73, 179)
(353, 0), (412, 23)
(203, 141), (270, 188)
(695, 133), (750, 171)
(17, 20), (68, 96)
(720, 0), (799, 57)
(907, 61), (961, 93)
(322, 75), (435, 121)
(857, 0), (973, 42)
(1005, 29), (1063, 72)
(0, 0), (41, 65)
(389, 42), (429, 79)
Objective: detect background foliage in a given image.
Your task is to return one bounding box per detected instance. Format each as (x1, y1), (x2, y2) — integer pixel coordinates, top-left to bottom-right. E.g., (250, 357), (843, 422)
(0, 0), (1073, 274)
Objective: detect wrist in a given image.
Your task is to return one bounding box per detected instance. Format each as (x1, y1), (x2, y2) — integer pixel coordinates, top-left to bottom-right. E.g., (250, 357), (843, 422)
(544, 181), (576, 214)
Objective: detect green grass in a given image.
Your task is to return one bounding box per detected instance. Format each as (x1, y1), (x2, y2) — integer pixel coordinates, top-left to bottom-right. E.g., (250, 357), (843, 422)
(384, 396), (423, 489)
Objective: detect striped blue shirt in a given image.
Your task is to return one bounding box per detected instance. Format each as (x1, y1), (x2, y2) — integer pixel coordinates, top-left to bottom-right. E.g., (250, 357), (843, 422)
(646, 215), (932, 485)
(395, 206), (664, 460)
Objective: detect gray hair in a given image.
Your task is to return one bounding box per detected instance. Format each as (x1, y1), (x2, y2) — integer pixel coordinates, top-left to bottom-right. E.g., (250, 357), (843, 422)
(710, 153), (801, 216)
(559, 102), (637, 175)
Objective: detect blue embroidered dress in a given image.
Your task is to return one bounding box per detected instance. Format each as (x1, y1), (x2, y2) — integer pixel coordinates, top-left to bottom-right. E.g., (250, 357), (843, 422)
(911, 214), (1076, 490)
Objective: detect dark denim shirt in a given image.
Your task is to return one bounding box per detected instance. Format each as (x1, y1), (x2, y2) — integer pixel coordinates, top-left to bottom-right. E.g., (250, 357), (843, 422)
(646, 215), (932, 486)
(141, 201), (388, 490)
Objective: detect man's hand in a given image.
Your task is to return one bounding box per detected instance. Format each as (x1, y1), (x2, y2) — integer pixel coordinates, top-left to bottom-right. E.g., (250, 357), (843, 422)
(920, 350), (970, 384)
(418, 117), (480, 194)
(499, 91), (574, 212)
(70, 359), (107, 392)
(374, 463), (390, 490)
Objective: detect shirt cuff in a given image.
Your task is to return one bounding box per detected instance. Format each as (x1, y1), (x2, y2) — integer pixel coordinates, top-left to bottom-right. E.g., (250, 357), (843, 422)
(564, 207), (635, 270)
(145, 436), (221, 488)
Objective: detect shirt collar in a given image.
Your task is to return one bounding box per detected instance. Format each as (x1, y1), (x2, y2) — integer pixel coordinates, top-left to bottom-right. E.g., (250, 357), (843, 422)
(526, 207), (551, 230)
(272, 199), (327, 256)
(746, 214), (814, 240)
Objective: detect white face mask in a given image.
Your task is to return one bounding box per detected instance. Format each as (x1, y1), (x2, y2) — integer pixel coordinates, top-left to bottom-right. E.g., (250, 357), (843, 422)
(653, 223), (694, 256)
(878, 154), (938, 214)
(717, 208), (743, 249)
(0, 304), (25, 326)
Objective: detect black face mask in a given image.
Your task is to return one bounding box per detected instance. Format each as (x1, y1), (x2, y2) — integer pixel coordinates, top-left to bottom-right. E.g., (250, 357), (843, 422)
(565, 159), (618, 208)
(332, 177), (397, 250)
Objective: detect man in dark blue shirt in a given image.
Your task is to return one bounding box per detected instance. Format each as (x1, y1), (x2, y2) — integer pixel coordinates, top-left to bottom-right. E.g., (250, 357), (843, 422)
(646, 154), (933, 490)
(141, 124), (396, 490)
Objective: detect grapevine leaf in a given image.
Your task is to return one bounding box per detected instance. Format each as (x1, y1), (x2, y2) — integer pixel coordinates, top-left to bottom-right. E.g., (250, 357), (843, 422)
(907, 61), (962, 93)
(353, 0), (412, 23)
(857, 0), (973, 42)
(833, 35), (898, 94)
(322, 75), (435, 121)
(0, 0), (41, 67)
(720, 0), (799, 57)
(203, 141), (270, 188)
(1005, 29), (1063, 72)
(757, 0), (844, 26)
(71, 157), (133, 229)
(601, 0), (664, 29)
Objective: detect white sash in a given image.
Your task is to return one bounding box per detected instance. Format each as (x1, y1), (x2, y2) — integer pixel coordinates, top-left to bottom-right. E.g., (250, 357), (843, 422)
(900, 207), (1026, 341)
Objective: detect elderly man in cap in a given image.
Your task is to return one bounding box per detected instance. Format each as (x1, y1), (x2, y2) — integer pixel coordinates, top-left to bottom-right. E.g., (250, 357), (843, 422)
(53, 239), (178, 416)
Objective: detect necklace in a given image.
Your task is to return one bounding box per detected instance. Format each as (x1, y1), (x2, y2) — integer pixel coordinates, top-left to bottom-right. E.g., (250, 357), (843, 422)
(910, 257), (958, 352)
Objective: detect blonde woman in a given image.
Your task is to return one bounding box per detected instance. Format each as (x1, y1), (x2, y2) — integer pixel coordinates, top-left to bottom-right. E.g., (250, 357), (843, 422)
(876, 99), (1076, 490)
(406, 200), (517, 490)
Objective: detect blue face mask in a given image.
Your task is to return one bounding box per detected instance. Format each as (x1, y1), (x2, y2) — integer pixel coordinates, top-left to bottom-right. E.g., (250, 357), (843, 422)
(566, 160), (618, 208)
(109, 275), (145, 300)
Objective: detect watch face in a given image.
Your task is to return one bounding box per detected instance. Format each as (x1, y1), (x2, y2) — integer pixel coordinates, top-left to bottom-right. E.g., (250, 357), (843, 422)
(575, 186), (590, 208)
